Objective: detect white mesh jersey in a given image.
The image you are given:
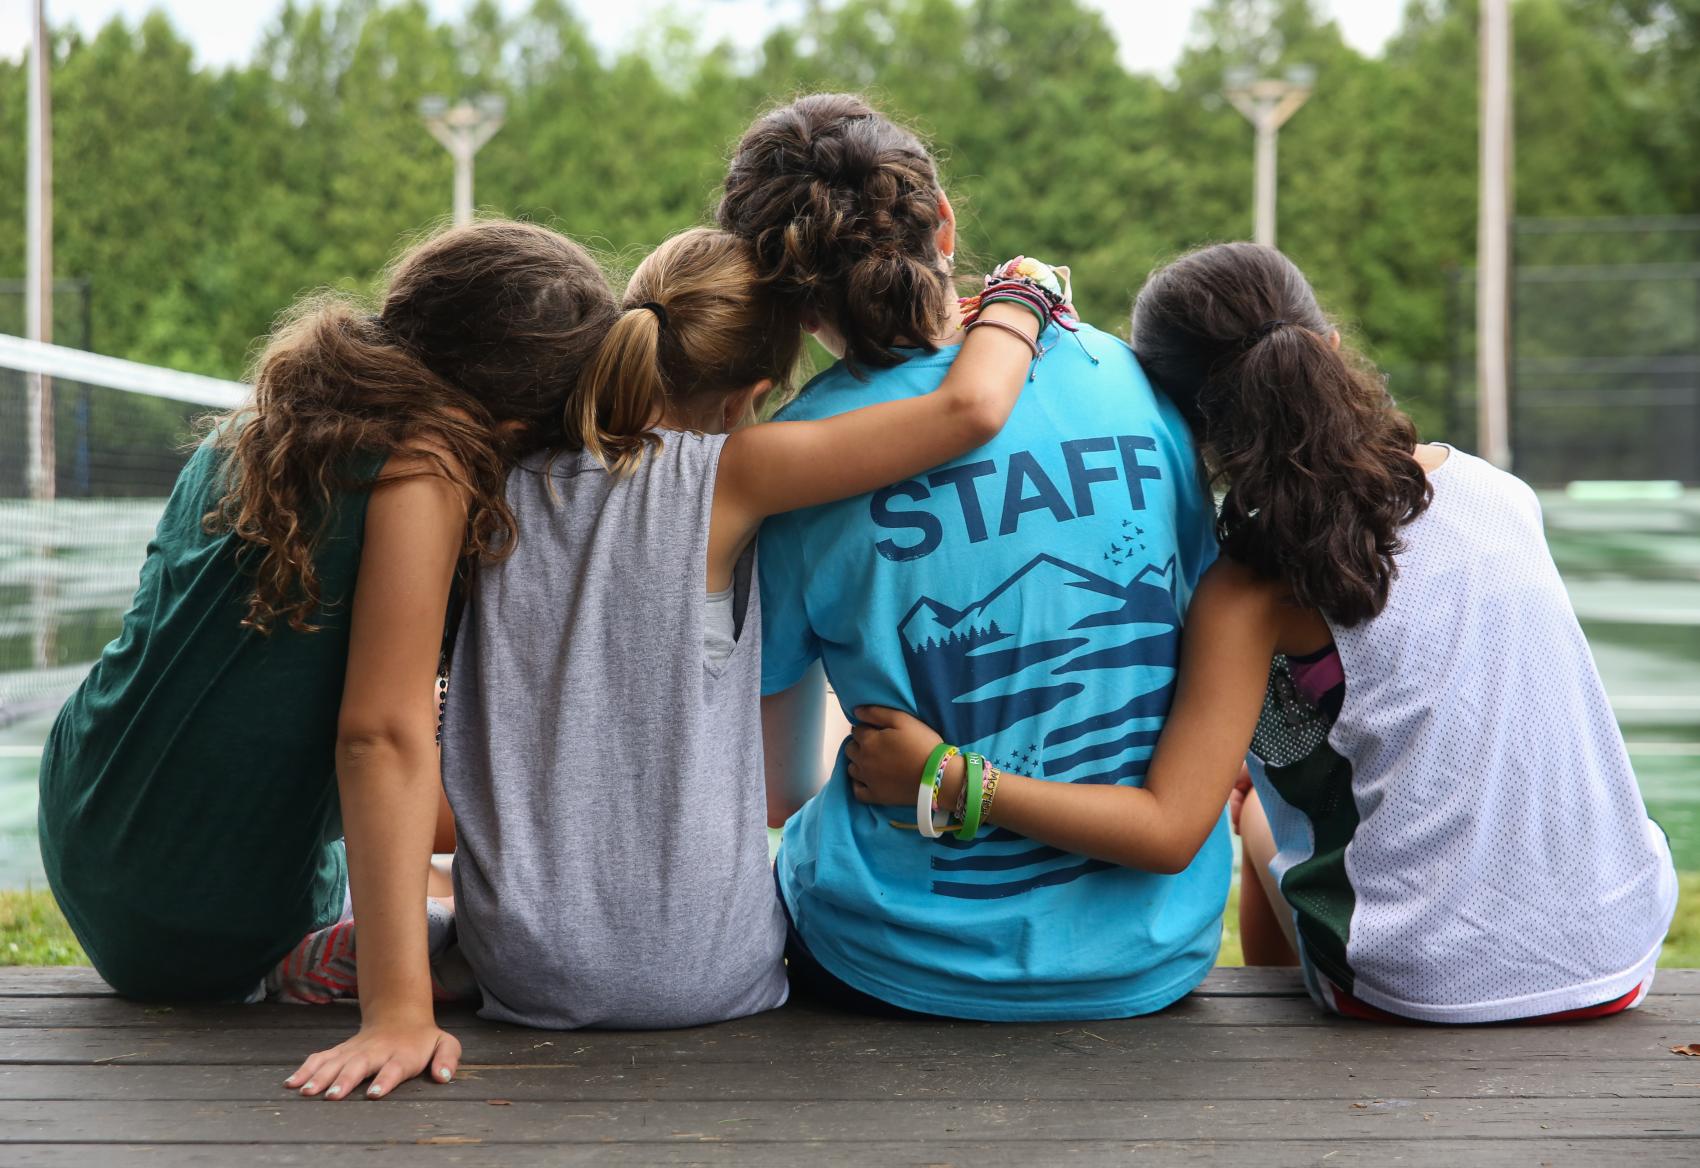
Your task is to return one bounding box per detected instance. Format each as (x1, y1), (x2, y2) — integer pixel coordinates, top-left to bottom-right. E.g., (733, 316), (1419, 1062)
(1248, 447), (1677, 1023)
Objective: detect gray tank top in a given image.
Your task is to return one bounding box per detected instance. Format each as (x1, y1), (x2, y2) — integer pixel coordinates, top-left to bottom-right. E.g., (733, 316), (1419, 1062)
(440, 431), (788, 1029)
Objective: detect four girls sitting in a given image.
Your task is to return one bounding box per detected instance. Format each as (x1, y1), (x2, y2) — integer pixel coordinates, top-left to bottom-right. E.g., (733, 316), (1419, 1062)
(35, 93), (1677, 1103)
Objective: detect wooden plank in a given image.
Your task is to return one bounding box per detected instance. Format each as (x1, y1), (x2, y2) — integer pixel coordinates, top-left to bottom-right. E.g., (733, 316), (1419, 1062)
(6, 1141), (1700, 1168)
(4, 966), (1302, 999)
(0, 966), (1307, 1001)
(1188, 966), (1307, 996)
(0, 1060), (1694, 1104)
(1, 1011), (1693, 1066)
(0, 994), (1387, 1030)
(0, 989), (1694, 1034)
(3, 1097), (1697, 1144)
(3, 965), (1695, 999)
(0, 969), (113, 998)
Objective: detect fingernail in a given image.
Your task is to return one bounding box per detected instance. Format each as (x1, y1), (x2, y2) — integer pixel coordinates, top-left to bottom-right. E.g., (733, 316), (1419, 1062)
(325, 1085), (342, 1098)
(437, 1067), (452, 1081)
(367, 1084), (384, 1098)
(301, 1081), (315, 1093)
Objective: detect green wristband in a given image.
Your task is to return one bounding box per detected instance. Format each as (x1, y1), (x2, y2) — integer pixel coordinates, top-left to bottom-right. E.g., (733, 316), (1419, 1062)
(920, 743), (952, 798)
(955, 753), (985, 840)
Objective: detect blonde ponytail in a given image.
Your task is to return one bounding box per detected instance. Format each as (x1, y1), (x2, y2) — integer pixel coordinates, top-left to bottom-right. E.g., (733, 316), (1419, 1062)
(566, 228), (804, 475)
(576, 306), (668, 476)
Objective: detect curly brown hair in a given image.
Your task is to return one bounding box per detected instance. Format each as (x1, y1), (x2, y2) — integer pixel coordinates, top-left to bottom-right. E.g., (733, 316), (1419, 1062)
(1131, 242), (1432, 626)
(206, 219), (617, 633)
(716, 93), (954, 378)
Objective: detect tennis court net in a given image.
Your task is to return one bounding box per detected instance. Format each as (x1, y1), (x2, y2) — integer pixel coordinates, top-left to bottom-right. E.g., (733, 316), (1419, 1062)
(0, 335), (245, 725)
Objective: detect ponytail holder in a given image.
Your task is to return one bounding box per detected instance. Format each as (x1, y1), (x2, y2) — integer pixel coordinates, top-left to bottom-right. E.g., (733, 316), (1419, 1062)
(638, 301), (669, 329)
(1242, 319), (1287, 349)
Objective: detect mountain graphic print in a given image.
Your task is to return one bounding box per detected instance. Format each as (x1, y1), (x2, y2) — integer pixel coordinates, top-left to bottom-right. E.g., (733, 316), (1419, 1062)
(898, 554), (1183, 899)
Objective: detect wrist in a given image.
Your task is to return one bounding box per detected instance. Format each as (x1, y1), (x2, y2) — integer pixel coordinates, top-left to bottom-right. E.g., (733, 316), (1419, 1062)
(362, 1007), (436, 1032)
(979, 299), (1042, 337)
(360, 991), (435, 1031)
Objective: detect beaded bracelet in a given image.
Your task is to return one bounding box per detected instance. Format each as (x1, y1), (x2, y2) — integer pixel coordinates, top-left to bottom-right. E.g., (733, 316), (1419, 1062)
(960, 256), (1078, 331)
(955, 753), (986, 840)
(961, 255), (1101, 368)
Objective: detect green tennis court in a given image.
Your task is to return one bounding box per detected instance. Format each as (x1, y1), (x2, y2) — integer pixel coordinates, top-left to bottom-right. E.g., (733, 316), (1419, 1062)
(1543, 488), (1700, 871)
(3, 488), (1697, 890)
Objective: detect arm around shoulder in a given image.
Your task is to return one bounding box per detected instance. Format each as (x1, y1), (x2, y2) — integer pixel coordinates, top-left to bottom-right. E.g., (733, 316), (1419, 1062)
(716, 301), (1040, 526)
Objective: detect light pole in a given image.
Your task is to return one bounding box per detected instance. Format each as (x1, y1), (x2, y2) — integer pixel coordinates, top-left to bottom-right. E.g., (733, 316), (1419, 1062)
(420, 95), (507, 226)
(1476, 0), (1513, 469)
(1224, 65), (1315, 249)
(26, 0), (55, 502)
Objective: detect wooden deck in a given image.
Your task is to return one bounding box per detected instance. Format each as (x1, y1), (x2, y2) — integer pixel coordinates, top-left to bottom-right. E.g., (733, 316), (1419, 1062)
(2, 966), (1697, 1166)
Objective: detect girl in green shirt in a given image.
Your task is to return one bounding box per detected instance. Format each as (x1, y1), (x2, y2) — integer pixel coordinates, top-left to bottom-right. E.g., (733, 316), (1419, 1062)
(38, 219), (615, 1099)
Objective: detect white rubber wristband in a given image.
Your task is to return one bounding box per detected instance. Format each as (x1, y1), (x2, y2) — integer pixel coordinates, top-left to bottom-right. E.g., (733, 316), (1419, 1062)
(916, 771), (942, 839)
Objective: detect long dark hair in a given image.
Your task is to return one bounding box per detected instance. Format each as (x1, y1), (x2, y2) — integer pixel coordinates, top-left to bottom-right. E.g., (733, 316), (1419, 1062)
(716, 93), (954, 377)
(1132, 242), (1431, 626)
(209, 220), (617, 633)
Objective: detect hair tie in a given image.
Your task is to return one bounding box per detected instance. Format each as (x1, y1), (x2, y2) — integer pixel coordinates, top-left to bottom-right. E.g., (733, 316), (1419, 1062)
(1242, 319), (1287, 350)
(638, 301), (669, 329)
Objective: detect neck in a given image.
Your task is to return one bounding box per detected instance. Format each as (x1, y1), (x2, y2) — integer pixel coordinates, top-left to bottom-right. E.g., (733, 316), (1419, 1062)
(823, 262), (964, 356)
(893, 282), (969, 350)
(933, 297), (969, 347)
(657, 397), (725, 435)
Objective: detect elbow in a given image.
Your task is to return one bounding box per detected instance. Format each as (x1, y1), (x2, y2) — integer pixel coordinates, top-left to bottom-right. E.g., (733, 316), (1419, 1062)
(1148, 851), (1191, 876)
(334, 721), (431, 775)
(1145, 831), (1214, 876)
(953, 393), (1009, 448)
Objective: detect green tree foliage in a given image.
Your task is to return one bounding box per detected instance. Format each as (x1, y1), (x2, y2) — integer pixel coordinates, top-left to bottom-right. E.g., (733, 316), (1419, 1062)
(0, 0), (1692, 435)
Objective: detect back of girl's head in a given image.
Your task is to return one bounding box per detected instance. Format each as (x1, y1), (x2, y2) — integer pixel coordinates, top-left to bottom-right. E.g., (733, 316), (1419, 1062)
(1131, 242), (1430, 626)
(717, 93), (954, 377)
(216, 219), (618, 633)
(570, 227), (803, 475)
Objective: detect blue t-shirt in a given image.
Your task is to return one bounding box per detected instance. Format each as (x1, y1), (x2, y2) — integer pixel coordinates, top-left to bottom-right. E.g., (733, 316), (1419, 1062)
(763, 324), (1232, 1020)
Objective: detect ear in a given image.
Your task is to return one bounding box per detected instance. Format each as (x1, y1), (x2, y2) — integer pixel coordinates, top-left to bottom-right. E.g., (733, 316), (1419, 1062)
(935, 191), (957, 263)
(723, 379), (774, 430)
(1329, 329), (1342, 351)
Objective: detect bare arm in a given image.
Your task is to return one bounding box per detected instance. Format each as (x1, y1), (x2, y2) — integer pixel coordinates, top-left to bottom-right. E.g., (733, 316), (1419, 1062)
(762, 662), (829, 828)
(285, 456), (465, 1100)
(845, 560), (1282, 873)
(710, 301), (1039, 572)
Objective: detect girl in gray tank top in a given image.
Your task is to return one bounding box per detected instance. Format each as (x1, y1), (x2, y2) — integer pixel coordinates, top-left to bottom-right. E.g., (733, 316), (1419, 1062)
(439, 228), (1055, 1028)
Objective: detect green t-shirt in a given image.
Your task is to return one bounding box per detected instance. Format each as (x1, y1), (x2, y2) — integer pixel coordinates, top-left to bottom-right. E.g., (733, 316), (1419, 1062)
(39, 439), (376, 1001)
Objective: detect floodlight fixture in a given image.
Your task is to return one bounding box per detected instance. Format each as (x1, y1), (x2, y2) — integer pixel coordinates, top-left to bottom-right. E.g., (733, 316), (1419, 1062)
(420, 94), (508, 225)
(1223, 64), (1315, 248)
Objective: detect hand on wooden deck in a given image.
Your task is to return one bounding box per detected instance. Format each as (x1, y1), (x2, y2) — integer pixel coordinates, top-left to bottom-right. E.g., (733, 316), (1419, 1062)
(283, 1019), (462, 1101)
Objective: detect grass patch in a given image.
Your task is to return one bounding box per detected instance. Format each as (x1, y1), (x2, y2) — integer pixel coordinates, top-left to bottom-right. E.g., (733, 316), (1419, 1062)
(1, 887), (86, 966)
(1218, 881), (1244, 966)
(0, 875), (1693, 973)
(1661, 871), (1700, 967)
